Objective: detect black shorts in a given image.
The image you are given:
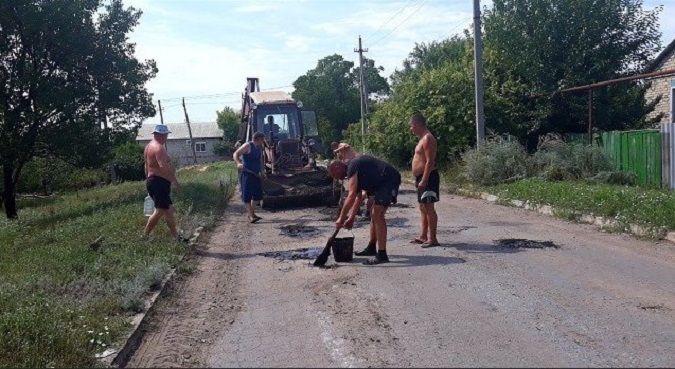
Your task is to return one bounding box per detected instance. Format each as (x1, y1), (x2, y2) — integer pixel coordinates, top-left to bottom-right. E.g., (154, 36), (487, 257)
(368, 169), (401, 207)
(146, 175), (173, 210)
(415, 170), (440, 203)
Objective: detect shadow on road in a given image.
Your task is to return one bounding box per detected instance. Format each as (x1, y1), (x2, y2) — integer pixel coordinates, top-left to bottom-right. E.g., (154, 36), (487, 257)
(196, 250), (259, 261)
(437, 242), (525, 254)
(346, 254), (467, 268)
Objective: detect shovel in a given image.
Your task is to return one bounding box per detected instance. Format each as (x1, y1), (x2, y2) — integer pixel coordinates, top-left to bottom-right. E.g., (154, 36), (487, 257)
(313, 228), (340, 267)
(240, 167), (286, 195)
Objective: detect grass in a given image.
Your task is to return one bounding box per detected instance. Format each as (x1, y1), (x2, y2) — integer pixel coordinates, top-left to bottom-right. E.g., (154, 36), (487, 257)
(0, 161), (236, 368)
(485, 179), (675, 233)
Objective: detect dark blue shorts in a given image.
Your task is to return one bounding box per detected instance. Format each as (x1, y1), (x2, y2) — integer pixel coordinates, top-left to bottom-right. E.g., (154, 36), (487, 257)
(146, 175), (173, 210)
(240, 172), (263, 203)
(367, 170), (401, 207)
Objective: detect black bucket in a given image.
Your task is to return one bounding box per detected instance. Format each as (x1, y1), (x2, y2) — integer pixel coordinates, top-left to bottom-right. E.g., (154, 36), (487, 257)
(331, 236), (354, 262)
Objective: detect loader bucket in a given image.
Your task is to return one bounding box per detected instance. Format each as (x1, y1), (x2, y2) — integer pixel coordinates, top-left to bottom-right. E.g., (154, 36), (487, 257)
(259, 168), (340, 210)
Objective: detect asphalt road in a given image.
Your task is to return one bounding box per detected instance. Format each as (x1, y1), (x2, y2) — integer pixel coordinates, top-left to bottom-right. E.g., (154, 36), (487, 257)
(128, 186), (675, 368)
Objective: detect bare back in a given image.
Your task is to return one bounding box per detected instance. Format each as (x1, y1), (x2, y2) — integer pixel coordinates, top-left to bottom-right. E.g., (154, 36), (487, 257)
(412, 132), (437, 177)
(144, 140), (174, 182)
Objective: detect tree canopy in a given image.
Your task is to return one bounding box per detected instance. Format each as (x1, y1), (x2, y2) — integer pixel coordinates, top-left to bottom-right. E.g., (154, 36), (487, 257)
(351, 0), (663, 166)
(0, 0), (157, 218)
(292, 54), (388, 145)
(216, 106), (240, 146)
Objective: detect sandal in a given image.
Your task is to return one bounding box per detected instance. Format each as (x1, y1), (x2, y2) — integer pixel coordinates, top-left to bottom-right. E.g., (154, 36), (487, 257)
(249, 215), (262, 224)
(410, 238), (427, 244)
(421, 241), (440, 248)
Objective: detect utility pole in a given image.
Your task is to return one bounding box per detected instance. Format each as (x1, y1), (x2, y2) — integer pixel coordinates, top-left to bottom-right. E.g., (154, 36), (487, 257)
(157, 99), (165, 125)
(354, 35), (369, 152)
(473, 0), (486, 149)
(157, 99), (167, 151)
(182, 98), (198, 165)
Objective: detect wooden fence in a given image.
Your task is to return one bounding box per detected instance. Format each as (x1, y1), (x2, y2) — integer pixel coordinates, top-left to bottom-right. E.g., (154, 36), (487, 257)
(600, 130), (662, 188)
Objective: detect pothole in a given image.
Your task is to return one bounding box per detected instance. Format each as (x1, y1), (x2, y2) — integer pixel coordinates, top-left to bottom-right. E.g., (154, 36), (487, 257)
(442, 226), (476, 234)
(495, 238), (559, 249)
(258, 247), (323, 261)
(279, 224), (320, 237)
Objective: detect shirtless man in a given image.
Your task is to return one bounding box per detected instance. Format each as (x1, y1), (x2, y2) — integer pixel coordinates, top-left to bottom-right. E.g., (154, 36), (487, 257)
(409, 113), (440, 247)
(144, 124), (182, 240)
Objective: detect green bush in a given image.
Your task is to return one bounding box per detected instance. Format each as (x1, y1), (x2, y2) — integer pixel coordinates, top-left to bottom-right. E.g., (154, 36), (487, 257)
(16, 158), (107, 194)
(461, 135), (616, 186)
(213, 141), (232, 157)
(589, 171), (637, 186)
(110, 142), (145, 182)
(462, 136), (530, 185)
(532, 135), (612, 181)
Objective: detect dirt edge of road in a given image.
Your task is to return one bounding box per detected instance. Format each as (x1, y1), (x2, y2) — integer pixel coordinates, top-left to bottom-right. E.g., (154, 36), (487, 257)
(124, 204), (249, 368)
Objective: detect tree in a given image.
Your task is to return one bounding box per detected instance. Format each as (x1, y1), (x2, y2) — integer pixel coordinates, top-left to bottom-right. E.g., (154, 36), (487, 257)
(348, 39), (476, 167)
(0, 0), (157, 218)
(216, 106), (240, 146)
(292, 54), (389, 144)
(353, 57), (390, 96)
(391, 36), (470, 85)
(483, 0), (662, 147)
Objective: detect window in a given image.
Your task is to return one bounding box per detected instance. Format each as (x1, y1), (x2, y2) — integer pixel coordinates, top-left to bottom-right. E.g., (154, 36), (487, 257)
(195, 142), (207, 153)
(185, 139), (191, 146)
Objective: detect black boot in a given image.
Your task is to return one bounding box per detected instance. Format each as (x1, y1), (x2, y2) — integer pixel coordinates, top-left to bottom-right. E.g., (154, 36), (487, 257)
(364, 250), (389, 265)
(355, 242), (376, 256)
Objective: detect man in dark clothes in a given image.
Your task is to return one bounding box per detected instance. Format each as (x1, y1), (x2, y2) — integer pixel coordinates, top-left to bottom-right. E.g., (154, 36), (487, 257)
(328, 155), (401, 265)
(233, 132), (266, 223)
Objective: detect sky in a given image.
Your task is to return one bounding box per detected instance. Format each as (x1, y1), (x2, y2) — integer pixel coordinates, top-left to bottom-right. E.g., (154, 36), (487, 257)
(124, 0), (675, 125)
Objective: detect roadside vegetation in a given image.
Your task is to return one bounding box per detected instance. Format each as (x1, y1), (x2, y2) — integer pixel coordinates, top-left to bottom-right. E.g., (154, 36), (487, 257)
(0, 162), (235, 368)
(487, 179), (675, 232)
(445, 137), (674, 236)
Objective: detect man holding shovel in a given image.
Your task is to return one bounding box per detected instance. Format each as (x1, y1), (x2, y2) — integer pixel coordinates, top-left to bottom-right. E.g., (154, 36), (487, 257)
(233, 132), (266, 223)
(328, 155), (401, 265)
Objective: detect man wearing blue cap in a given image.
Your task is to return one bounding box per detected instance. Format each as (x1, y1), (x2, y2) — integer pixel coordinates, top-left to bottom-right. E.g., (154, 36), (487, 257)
(144, 124), (183, 240)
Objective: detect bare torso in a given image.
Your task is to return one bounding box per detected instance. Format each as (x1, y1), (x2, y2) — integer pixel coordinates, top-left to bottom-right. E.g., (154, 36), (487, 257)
(412, 132), (437, 176)
(145, 140), (170, 181)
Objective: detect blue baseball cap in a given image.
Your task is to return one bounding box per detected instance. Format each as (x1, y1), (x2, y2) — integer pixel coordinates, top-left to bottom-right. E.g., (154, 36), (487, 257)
(153, 124), (171, 135)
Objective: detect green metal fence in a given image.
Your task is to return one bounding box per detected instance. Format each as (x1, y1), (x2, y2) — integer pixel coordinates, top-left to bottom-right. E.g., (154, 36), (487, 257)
(600, 130), (662, 187)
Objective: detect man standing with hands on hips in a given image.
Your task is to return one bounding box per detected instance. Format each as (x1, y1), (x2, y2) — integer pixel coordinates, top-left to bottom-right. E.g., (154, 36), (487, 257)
(233, 132), (266, 223)
(409, 113), (440, 247)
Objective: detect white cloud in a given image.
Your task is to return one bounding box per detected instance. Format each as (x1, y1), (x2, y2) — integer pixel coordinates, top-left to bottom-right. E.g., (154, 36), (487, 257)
(234, 3), (280, 13)
(284, 35), (314, 53)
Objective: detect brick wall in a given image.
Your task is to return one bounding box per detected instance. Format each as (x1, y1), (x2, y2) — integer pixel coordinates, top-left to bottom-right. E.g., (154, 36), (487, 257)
(645, 48), (675, 124)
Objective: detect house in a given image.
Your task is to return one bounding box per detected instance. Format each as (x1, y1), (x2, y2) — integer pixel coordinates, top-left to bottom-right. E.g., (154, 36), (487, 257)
(136, 122), (226, 167)
(645, 38), (675, 124)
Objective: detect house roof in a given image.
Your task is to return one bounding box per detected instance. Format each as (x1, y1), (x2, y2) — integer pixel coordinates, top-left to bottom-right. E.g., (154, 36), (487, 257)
(136, 122), (223, 141)
(646, 38), (675, 72)
(250, 91), (295, 105)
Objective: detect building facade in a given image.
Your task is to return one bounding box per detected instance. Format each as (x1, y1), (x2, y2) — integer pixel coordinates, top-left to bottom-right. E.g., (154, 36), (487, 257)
(136, 122), (227, 167)
(645, 39), (675, 124)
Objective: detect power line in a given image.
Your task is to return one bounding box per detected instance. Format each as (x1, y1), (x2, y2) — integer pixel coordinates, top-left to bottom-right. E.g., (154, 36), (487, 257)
(370, 0), (428, 47)
(157, 85), (293, 103)
(365, 0), (420, 40)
